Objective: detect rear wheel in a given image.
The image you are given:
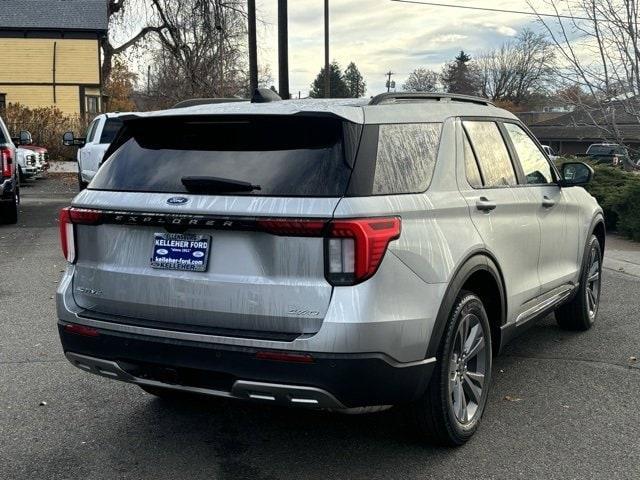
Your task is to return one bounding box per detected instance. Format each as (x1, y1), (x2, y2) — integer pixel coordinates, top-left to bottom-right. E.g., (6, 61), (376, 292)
(406, 291), (492, 446)
(0, 187), (19, 225)
(555, 235), (602, 331)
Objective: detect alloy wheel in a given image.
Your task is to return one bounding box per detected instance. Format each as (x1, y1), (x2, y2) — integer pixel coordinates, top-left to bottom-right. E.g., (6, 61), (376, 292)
(448, 312), (487, 424)
(585, 245), (601, 320)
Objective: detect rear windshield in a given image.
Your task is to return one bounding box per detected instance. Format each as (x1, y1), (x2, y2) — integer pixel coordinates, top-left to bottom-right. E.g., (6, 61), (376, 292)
(588, 145), (622, 155)
(100, 118), (123, 144)
(91, 116), (359, 197)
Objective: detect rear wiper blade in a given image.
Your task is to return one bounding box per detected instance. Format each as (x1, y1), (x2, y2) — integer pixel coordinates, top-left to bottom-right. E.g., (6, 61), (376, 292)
(181, 176), (261, 193)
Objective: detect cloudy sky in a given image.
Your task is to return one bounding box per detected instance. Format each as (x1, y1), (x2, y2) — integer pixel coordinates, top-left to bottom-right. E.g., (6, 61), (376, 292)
(255, 0), (550, 96)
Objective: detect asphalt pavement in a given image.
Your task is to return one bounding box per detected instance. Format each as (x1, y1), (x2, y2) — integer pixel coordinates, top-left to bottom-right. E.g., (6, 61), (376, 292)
(1, 174), (639, 480)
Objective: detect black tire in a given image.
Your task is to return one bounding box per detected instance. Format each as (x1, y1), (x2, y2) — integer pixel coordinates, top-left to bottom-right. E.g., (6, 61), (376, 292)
(19, 166), (26, 184)
(0, 188), (19, 225)
(406, 291), (492, 446)
(78, 170), (88, 191)
(555, 235), (602, 331)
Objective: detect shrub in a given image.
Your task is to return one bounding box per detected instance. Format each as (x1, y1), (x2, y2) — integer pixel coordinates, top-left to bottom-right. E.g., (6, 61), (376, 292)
(614, 180), (640, 241)
(583, 162), (634, 232)
(3, 103), (91, 161)
(557, 158), (640, 241)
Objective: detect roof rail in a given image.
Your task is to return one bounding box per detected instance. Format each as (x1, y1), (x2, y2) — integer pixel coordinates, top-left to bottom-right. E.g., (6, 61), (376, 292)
(368, 92), (494, 107)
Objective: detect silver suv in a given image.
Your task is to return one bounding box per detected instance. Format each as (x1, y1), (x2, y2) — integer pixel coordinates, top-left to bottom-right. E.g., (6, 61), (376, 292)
(57, 93), (605, 446)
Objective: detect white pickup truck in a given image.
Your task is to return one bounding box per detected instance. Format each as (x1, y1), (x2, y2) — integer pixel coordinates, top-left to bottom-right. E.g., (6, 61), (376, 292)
(16, 146), (38, 181)
(63, 112), (129, 190)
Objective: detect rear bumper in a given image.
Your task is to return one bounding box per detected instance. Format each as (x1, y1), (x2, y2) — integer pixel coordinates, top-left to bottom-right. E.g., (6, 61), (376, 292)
(58, 322), (435, 409)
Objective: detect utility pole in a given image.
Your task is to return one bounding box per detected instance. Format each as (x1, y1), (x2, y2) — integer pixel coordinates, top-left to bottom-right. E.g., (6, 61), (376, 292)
(277, 0), (290, 99)
(324, 0), (330, 98)
(385, 71), (395, 93)
(247, 0), (258, 94)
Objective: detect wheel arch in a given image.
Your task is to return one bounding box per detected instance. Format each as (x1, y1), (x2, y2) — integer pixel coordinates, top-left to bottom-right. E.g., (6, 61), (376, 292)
(591, 215), (606, 253)
(426, 251), (507, 359)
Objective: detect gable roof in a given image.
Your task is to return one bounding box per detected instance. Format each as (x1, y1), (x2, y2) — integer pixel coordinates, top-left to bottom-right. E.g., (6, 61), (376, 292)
(0, 1), (108, 32)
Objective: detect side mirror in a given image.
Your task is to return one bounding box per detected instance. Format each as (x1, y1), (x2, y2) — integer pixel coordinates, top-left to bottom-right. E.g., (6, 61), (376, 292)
(19, 130), (32, 145)
(559, 162), (594, 187)
(63, 131), (85, 147)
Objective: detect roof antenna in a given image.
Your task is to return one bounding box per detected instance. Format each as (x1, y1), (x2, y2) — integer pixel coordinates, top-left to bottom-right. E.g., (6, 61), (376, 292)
(251, 88), (282, 103)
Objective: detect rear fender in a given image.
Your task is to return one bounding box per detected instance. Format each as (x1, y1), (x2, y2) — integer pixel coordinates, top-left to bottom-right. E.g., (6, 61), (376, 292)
(425, 252), (506, 358)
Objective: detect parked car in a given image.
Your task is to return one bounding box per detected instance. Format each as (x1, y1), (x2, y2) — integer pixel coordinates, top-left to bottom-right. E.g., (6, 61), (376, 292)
(0, 118), (30, 224)
(63, 112), (128, 190)
(56, 92), (605, 446)
(21, 144), (49, 177)
(542, 144), (558, 162)
(577, 143), (638, 170)
(16, 146), (38, 181)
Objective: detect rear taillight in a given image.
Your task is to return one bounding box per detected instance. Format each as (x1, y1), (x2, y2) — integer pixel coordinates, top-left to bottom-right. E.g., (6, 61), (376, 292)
(59, 207), (104, 263)
(326, 218), (401, 285)
(257, 216), (401, 286)
(1, 147), (13, 178)
(257, 219), (326, 236)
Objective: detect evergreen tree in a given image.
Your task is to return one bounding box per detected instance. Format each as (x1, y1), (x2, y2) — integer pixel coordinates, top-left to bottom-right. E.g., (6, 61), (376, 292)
(343, 62), (366, 98)
(441, 51), (480, 95)
(309, 61), (350, 98)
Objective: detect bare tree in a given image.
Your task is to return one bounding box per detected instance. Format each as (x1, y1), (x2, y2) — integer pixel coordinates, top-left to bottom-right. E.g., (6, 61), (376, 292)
(475, 29), (555, 105)
(102, 1), (166, 83)
(528, 0), (640, 147)
(402, 67), (439, 92)
(145, 0), (258, 105)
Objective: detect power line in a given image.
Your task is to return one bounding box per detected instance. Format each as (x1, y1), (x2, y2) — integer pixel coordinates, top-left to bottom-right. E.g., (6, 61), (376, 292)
(389, 0), (596, 22)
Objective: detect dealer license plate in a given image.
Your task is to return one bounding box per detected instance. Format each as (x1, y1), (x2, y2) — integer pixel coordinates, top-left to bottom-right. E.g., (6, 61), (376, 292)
(150, 233), (211, 272)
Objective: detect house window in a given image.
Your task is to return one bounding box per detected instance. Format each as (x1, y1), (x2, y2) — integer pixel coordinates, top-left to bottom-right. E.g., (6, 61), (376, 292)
(86, 95), (100, 114)
(0, 94), (6, 113)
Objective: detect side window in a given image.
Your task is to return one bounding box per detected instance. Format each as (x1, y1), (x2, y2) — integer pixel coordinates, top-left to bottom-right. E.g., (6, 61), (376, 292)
(100, 118), (123, 144)
(463, 132), (482, 188)
(374, 123), (441, 194)
(85, 120), (99, 143)
(463, 121), (517, 187)
(504, 122), (554, 185)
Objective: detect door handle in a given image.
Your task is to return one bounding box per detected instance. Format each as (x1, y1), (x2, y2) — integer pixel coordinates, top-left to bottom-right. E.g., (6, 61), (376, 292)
(476, 197), (496, 212)
(542, 196), (556, 208)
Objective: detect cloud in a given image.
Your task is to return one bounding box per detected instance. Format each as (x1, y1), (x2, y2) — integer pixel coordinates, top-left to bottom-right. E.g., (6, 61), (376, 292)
(257, 0), (545, 95)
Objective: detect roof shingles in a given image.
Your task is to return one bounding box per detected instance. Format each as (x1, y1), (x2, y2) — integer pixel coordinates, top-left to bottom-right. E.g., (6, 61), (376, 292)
(0, 0), (107, 32)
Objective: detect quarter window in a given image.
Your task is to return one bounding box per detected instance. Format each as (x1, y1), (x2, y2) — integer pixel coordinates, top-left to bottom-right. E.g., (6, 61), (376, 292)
(463, 121), (516, 187)
(504, 123), (554, 185)
(374, 123), (441, 194)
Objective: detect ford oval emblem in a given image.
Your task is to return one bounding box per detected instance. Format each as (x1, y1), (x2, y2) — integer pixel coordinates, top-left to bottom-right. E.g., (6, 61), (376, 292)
(167, 196), (189, 205)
